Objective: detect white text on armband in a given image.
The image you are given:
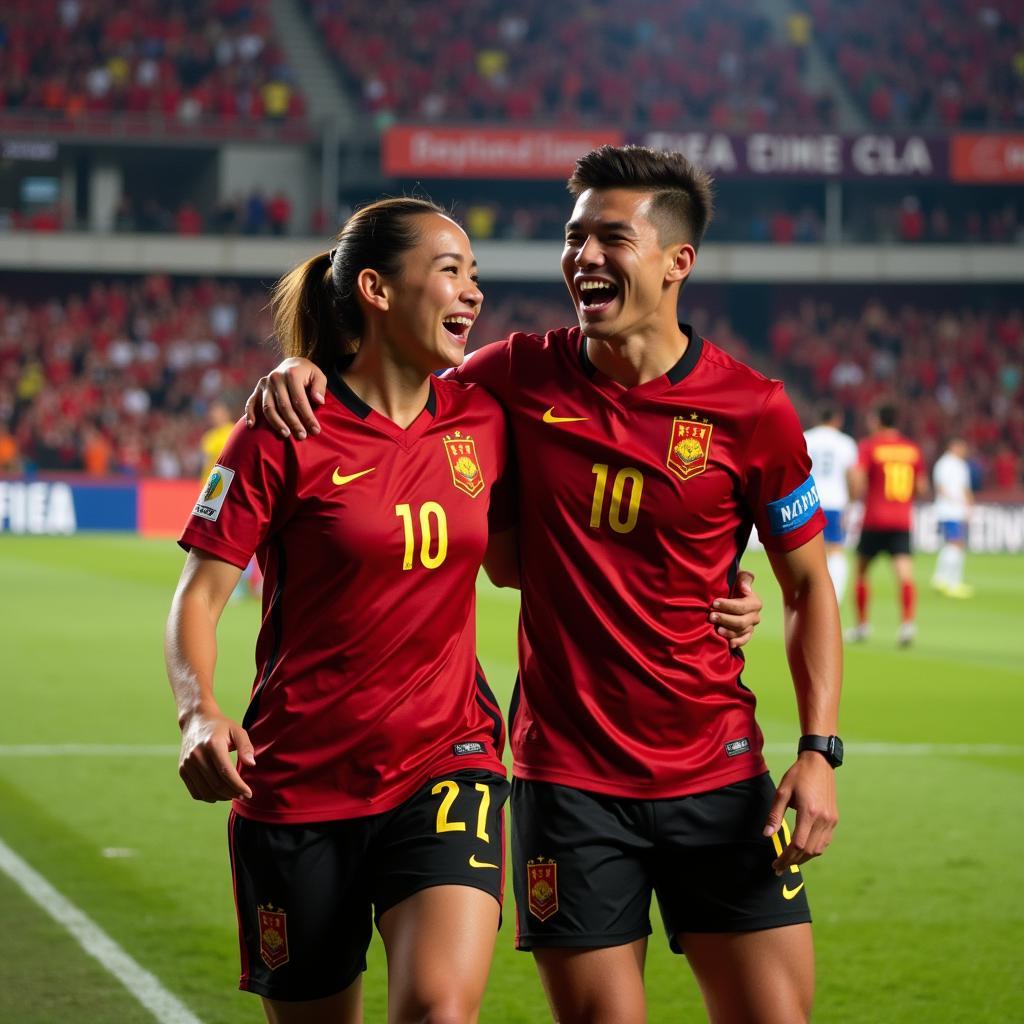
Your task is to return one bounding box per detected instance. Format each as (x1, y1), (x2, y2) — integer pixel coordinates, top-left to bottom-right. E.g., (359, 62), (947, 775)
(766, 476), (820, 535)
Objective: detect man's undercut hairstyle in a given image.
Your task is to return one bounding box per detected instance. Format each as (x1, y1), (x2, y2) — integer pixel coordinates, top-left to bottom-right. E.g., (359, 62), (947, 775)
(567, 145), (714, 249)
(877, 403), (899, 429)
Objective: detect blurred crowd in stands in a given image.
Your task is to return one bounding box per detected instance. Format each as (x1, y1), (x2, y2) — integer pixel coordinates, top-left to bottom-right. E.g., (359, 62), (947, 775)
(308, 0), (834, 129)
(1, 276), (1021, 494)
(808, 0), (1024, 127)
(0, 276), (274, 478)
(111, 188), (298, 235)
(448, 195), (1023, 246)
(768, 297), (1024, 490)
(6, 190), (1022, 246)
(308, 0), (1022, 129)
(0, 0), (303, 123)
(3, 0), (1021, 132)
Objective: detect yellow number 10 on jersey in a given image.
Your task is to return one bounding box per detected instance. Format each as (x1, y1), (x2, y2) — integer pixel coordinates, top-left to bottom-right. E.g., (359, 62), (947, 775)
(882, 461), (915, 503)
(590, 464), (644, 534)
(395, 502), (448, 570)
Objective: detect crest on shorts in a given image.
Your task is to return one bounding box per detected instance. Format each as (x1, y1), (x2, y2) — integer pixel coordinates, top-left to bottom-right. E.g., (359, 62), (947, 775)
(257, 904), (289, 970)
(444, 432), (485, 498)
(667, 414), (713, 481)
(526, 858), (559, 921)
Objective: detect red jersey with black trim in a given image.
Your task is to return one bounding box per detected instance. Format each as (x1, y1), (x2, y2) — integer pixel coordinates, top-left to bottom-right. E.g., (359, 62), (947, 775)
(452, 325), (824, 799)
(179, 370), (512, 824)
(858, 430), (924, 532)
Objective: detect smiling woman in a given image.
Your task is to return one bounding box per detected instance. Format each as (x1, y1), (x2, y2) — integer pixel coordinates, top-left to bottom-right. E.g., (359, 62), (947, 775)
(164, 197), (519, 1024)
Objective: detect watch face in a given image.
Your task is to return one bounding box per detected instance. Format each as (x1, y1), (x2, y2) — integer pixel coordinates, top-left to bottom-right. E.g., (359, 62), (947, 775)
(800, 734), (843, 766)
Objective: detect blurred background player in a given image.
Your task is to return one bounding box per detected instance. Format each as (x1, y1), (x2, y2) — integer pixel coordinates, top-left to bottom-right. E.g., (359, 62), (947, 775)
(848, 403), (927, 647)
(804, 405), (858, 603)
(199, 400), (236, 482)
(931, 438), (974, 598)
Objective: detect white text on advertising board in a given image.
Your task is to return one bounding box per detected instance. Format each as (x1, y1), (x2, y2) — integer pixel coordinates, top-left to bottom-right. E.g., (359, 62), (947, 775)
(0, 482), (76, 534)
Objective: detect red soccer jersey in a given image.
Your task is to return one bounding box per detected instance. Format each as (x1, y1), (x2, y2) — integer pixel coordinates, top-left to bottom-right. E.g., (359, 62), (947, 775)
(858, 431), (924, 531)
(453, 326), (824, 799)
(179, 371), (511, 824)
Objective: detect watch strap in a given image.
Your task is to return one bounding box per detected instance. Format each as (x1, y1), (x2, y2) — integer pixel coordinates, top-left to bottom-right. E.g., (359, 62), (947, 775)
(798, 733), (843, 767)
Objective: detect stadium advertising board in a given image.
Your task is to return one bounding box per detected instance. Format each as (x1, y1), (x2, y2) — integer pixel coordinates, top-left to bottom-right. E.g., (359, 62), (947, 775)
(383, 127), (960, 180)
(0, 478), (193, 536)
(1, 479), (1022, 552)
(382, 126), (625, 178)
(0, 480), (134, 534)
(642, 131), (946, 178)
(950, 134), (1024, 182)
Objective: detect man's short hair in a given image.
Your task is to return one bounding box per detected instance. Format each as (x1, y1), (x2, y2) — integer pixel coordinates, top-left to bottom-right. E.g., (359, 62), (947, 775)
(876, 404), (899, 429)
(567, 145), (714, 249)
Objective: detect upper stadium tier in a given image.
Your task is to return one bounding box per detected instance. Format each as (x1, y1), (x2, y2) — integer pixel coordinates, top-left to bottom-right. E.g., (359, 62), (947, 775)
(807, 0), (1024, 128)
(0, 0), (307, 135)
(304, 0), (1022, 130)
(3, 0), (1021, 135)
(307, 0), (836, 130)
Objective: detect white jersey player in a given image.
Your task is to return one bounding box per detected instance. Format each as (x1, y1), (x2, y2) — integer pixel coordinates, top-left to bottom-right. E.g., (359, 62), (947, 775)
(804, 407), (858, 601)
(932, 438), (973, 597)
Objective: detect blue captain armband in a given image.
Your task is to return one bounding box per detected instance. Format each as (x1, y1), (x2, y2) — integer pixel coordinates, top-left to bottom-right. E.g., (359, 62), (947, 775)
(766, 476), (821, 535)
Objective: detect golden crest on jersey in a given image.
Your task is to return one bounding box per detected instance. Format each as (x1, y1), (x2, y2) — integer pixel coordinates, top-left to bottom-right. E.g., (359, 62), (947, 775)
(444, 432), (485, 498)
(526, 858), (559, 921)
(257, 904), (289, 970)
(667, 414), (713, 481)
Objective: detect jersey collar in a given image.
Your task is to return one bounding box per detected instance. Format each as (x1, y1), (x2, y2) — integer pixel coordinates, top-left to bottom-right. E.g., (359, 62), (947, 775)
(578, 324), (704, 401)
(328, 359), (438, 445)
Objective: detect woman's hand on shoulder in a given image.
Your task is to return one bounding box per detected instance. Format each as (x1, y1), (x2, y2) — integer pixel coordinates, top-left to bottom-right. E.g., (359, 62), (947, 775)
(245, 357), (327, 440)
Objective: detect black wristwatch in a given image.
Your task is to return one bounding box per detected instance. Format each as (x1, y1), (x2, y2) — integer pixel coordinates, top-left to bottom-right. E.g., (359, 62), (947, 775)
(798, 734), (844, 768)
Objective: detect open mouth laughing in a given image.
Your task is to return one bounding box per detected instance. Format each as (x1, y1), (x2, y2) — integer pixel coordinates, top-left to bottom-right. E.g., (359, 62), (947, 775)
(442, 314), (475, 341)
(576, 277), (620, 314)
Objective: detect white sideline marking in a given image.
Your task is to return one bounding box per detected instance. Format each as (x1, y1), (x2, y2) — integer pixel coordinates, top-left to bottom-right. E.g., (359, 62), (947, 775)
(0, 741), (1022, 758)
(764, 742), (1024, 757)
(0, 836), (203, 1024)
(0, 744), (178, 757)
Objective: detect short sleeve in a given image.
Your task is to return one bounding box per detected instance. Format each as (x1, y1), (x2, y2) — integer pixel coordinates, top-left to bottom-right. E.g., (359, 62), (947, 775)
(448, 337), (515, 402)
(745, 384), (825, 552)
(179, 420), (295, 569)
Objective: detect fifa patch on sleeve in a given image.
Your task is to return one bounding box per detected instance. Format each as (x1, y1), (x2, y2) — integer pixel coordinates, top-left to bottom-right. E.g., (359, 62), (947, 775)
(766, 476), (820, 535)
(193, 464), (235, 522)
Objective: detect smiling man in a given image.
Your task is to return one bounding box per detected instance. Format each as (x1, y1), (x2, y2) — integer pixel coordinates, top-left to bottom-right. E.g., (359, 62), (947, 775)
(246, 145), (843, 1024)
(451, 146), (842, 1024)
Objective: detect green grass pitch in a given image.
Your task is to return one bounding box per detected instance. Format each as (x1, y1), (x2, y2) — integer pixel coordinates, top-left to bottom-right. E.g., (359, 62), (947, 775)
(1, 534), (1022, 1022)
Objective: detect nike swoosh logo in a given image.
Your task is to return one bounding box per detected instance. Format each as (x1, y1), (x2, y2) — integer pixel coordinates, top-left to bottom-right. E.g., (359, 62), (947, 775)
(782, 882), (805, 900)
(332, 467), (375, 486)
(543, 407), (588, 424)
(468, 855), (499, 869)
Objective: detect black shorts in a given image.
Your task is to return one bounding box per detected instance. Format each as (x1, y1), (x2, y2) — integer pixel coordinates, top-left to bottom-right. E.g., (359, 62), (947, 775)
(511, 773), (810, 953)
(229, 769), (510, 1001)
(857, 528), (912, 559)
